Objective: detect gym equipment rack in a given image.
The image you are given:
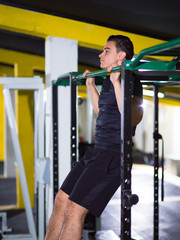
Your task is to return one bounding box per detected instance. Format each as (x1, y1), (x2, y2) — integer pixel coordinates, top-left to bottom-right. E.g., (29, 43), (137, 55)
(53, 38), (180, 240)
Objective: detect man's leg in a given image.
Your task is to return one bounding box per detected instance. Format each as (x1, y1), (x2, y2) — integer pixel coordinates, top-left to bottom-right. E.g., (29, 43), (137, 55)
(45, 190), (69, 240)
(59, 200), (89, 240)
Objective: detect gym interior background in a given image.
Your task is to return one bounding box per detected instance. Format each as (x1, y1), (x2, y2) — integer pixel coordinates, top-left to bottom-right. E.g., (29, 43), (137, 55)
(0, 1), (180, 240)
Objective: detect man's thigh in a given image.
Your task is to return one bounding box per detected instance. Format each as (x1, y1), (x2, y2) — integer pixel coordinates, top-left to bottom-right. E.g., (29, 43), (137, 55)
(67, 148), (121, 217)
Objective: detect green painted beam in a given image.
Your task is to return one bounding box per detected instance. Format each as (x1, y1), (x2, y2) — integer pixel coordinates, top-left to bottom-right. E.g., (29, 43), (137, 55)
(130, 38), (180, 68)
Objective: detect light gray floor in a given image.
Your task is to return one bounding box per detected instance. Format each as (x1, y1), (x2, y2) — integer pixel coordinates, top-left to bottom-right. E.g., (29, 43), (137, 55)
(100, 164), (180, 240)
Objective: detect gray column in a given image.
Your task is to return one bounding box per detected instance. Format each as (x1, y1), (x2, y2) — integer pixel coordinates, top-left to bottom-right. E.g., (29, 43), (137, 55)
(45, 36), (78, 220)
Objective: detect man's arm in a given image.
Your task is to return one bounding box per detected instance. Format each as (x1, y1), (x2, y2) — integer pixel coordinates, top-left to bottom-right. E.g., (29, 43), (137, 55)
(110, 72), (143, 126)
(83, 70), (100, 115)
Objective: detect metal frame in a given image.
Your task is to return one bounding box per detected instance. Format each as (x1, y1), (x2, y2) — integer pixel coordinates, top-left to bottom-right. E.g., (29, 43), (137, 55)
(153, 86), (160, 240)
(0, 77), (45, 240)
(54, 71), (139, 240)
(71, 75), (78, 168)
(54, 37), (180, 240)
(54, 72), (180, 240)
(52, 76), (78, 199)
(52, 84), (59, 199)
(120, 64), (139, 239)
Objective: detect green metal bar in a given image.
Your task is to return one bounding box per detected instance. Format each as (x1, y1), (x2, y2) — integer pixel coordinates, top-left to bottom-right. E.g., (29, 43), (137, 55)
(54, 72), (71, 86)
(130, 38), (180, 68)
(75, 66), (121, 80)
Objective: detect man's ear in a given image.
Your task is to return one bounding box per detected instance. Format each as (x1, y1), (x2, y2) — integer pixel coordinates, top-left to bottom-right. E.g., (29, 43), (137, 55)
(116, 51), (126, 65)
(118, 51), (126, 60)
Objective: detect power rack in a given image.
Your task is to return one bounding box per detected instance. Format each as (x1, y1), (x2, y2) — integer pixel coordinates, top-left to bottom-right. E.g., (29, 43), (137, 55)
(53, 38), (180, 240)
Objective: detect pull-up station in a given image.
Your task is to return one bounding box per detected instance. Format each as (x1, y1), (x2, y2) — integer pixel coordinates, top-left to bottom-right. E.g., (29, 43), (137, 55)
(53, 38), (180, 240)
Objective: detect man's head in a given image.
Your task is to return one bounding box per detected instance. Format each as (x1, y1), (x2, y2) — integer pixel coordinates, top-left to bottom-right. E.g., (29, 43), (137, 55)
(99, 35), (134, 69)
(107, 35), (134, 60)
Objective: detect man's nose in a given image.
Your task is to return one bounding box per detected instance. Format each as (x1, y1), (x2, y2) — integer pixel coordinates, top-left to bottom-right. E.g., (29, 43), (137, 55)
(99, 52), (103, 58)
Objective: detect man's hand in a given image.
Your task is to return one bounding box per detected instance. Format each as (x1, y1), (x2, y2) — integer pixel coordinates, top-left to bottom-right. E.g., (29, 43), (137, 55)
(107, 63), (121, 85)
(83, 70), (95, 87)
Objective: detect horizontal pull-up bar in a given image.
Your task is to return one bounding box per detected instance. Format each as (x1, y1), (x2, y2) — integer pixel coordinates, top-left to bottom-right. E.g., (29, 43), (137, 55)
(54, 66), (122, 85)
(75, 66), (121, 80)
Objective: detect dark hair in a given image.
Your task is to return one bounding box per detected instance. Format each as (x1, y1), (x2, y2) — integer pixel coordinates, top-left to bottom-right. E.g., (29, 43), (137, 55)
(107, 35), (134, 60)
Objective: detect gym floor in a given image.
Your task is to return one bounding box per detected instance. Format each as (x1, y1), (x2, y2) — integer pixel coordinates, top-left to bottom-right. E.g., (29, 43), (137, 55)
(0, 163), (180, 240)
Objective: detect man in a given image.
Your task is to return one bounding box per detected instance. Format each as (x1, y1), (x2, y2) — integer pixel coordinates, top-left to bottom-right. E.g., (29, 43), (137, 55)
(45, 35), (143, 240)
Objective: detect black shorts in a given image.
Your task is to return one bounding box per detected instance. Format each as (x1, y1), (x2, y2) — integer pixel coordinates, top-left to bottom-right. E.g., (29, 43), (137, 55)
(60, 147), (121, 217)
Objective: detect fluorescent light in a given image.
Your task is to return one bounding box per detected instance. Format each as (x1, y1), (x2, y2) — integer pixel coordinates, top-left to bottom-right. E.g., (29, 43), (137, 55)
(143, 89), (164, 98)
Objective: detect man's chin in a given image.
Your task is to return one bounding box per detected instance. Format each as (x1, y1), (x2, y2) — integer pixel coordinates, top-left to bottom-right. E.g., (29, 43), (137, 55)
(100, 64), (106, 69)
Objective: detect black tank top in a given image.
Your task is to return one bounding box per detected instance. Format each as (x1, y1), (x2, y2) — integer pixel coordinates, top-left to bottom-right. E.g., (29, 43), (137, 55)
(94, 75), (142, 152)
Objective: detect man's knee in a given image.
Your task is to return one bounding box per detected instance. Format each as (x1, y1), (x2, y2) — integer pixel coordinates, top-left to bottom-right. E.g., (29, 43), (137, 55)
(53, 190), (69, 211)
(65, 200), (89, 222)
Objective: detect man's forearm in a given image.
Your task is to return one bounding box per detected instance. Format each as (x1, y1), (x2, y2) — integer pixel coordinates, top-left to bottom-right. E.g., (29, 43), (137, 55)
(113, 80), (122, 113)
(87, 84), (99, 115)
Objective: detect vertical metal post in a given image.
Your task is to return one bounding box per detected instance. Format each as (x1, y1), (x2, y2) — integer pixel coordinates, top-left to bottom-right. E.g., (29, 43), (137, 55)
(3, 87), (37, 240)
(120, 63), (133, 240)
(36, 86), (46, 240)
(153, 86), (159, 240)
(52, 85), (59, 199)
(71, 76), (78, 167)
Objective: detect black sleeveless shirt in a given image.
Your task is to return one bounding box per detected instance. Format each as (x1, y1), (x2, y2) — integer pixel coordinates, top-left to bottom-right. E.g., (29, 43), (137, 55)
(94, 75), (143, 152)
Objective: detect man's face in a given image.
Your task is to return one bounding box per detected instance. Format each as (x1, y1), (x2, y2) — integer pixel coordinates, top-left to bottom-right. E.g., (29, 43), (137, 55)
(99, 41), (123, 69)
